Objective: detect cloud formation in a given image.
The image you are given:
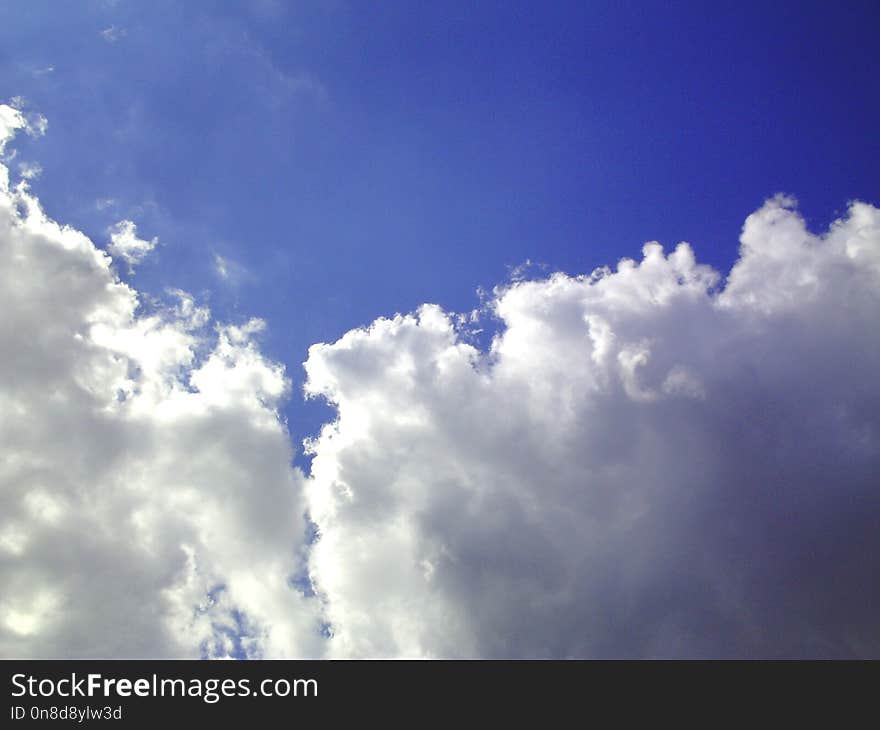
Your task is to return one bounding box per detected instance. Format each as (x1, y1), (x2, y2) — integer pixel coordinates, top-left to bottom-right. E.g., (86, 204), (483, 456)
(2, 101), (879, 658)
(0, 106), (321, 658)
(304, 196), (880, 658)
(100, 26), (127, 43)
(107, 220), (157, 271)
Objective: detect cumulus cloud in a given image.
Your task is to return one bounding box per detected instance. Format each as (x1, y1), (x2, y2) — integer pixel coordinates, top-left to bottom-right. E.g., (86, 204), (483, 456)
(3, 101), (880, 659)
(304, 196), (880, 658)
(107, 219), (157, 271)
(0, 106), (322, 658)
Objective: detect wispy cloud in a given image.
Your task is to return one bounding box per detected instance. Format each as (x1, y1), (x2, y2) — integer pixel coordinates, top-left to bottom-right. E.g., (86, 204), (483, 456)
(232, 31), (328, 106)
(17, 162), (42, 180)
(100, 25), (127, 43)
(213, 252), (252, 287)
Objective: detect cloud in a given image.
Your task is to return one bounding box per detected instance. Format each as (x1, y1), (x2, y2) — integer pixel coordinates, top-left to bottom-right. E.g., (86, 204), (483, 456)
(100, 26), (127, 43)
(0, 103), (47, 146)
(215, 253), (230, 279)
(304, 196), (880, 658)
(0, 105), (322, 658)
(17, 162), (42, 181)
(3, 100), (880, 659)
(213, 252), (251, 286)
(107, 220), (157, 271)
(233, 32), (328, 107)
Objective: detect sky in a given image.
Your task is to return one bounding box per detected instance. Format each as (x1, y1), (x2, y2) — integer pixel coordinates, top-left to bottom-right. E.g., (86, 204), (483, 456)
(3, 0), (878, 442)
(1, 1), (879, 658)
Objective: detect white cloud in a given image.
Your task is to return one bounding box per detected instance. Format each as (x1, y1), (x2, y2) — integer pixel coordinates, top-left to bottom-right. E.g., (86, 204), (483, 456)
(215, 253), (230, 280)
(0, 105), (322, 658)
(100, 26), (127, 43)
(213, 252), (253, 288)
(23, 113), (48, 139)
(304, 196), (880, 658)
(0, 106), (24, 152)
(17, 162), (42, 180)
(3, 100), (880, 659)
(0, 105), (46, 151)
(107, 219), (157, 271)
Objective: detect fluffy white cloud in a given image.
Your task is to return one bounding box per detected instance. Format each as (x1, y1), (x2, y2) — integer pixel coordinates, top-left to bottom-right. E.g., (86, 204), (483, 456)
(304, 195), (880, 658)
(0, 106), (322, 658)
(4, 101), (880, 659)
(107, 220), (157, 271)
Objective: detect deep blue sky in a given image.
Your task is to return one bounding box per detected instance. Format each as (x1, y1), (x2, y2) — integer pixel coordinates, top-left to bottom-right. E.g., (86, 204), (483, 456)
(2, 0), (878, 453)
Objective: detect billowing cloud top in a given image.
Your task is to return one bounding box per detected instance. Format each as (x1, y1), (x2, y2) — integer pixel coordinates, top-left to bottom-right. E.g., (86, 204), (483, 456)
(0, 106), (322, 658)
(303, 197), (880, 658)
(2, 104), (879, 658)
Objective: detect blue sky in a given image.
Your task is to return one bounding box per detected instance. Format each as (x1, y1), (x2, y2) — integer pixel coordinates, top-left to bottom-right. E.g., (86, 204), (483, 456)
(2, 0), (879, 451)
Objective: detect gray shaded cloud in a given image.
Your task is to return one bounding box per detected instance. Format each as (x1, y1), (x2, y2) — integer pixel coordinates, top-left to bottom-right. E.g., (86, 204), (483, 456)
(304, 195), (880, 658)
